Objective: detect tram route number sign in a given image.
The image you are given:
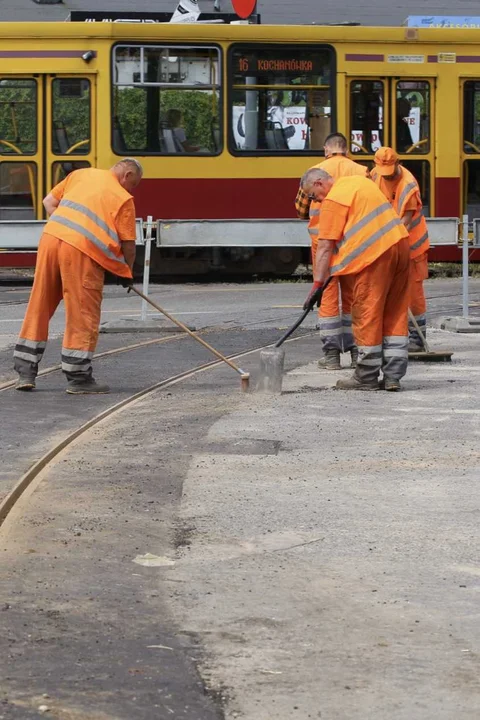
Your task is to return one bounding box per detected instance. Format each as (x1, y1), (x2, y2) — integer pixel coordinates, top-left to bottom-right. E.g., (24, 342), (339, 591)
(235, 53), (323, 75)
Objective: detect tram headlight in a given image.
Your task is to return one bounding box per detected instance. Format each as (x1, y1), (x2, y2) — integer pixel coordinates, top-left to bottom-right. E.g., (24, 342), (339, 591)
(81, 51), (95, 64)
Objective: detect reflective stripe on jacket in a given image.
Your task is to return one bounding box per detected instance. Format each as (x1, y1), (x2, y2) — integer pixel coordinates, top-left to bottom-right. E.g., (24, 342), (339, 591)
(371, 167), (430, 260)
(45, 168), (133, 278)
(327, 176), (409, 276)
(307, 155), (369, 253)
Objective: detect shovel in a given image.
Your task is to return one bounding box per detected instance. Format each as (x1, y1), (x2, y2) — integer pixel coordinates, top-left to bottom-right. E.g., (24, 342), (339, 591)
(257, 279), (331, 393)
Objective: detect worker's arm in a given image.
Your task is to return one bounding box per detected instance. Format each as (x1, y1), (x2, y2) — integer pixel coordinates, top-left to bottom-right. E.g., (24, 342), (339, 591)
(121, 241), (136, 272)
(402, 190), (421, 231)
(303, 199), (348, 308)
(116, 199), (137, 274)
(43, 193), (60, 216)
(313, 240), (334, 286)
(43, 175), (70, 217)
(402, 209), (414, 231)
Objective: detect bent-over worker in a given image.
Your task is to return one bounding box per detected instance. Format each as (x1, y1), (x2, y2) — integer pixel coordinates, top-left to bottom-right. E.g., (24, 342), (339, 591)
(14, 158), (143, 394)
(295, 132), (369, 370)
(372, 147), (430, 352)
(301, 169), (410, 391)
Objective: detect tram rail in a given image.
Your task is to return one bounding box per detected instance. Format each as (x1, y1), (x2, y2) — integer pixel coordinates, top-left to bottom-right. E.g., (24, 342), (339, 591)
(0, 330), (312, 530)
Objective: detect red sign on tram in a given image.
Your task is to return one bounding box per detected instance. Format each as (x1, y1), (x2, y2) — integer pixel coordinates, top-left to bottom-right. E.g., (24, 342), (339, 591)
(231, 0), (256, 19)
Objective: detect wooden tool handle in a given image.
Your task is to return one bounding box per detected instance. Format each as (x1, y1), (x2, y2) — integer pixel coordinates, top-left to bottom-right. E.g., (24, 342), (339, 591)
(407, 308), (430, 353)
(130, 286), (246, 376)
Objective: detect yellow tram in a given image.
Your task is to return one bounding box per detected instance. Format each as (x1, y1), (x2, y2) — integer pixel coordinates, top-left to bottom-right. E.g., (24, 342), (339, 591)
(1, 20), (480, 270)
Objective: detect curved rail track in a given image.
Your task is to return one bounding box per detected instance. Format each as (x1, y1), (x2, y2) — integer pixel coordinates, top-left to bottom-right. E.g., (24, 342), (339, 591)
(0, 332), (311, 530)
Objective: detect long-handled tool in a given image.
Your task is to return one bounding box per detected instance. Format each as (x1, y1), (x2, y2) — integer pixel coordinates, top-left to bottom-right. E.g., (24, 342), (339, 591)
(408, 309), (453, 362)
(129, 286), (250, 391)
(257, 280), (331, 393)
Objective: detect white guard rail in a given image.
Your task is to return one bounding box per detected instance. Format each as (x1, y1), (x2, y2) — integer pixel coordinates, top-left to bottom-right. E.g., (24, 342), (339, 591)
(0, 218), (145, 249)
(0, 216), (464, 249)
(156, 218), (459, 248)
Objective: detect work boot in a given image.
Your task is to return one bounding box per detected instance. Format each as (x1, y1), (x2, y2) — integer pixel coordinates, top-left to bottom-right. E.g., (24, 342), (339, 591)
(318, 349), (341, 370)
(379, 377), (401, 391)
(66, 378), (110, 395)
(15, 377), (36, 391)
(350, 348), (358, 368)
(408, 342), (424, 353)
(336, 375), (379, 391)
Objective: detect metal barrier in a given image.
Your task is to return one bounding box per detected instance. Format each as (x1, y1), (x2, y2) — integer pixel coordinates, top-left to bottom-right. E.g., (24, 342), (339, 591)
(0, 216), (464, 250)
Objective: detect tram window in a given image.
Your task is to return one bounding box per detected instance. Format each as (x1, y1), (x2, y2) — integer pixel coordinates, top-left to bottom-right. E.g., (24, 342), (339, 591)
(112, 45), (221, 155)
(463, 160), (480, 220)
(229, 44), (333, 154)
(52, 161), (90, 187)
(396, 81), (430, 154)
(463, 82), (480, 154)
(402, 160), (430, 216)
(350, 81), (383, 154)
(0, 79), (37, 155)
(52, 79), (90, 156)
(0, 162), (36, 220)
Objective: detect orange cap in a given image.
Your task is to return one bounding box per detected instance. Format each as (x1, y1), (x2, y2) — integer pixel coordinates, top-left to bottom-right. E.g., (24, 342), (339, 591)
(374, 146), (399, 176)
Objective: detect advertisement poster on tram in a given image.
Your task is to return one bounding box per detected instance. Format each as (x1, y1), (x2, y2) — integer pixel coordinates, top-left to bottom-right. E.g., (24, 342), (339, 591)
(233, 105), (329, 150)
(351, 107), (420, 153)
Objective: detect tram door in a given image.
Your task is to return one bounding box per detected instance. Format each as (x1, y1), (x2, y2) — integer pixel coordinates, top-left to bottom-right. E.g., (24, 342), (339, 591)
(347, 77), (434, 214)
(0, 74), (96, 220)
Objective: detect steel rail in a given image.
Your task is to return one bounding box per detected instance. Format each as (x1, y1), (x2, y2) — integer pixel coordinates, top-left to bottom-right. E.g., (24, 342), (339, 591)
(0, 333), (311, 529)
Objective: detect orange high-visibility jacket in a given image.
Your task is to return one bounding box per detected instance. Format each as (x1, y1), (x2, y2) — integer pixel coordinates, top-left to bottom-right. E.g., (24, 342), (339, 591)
(325, 176), (409, 276)
(371, 166), (430, 260)
(308, 155), (369, 250)
(45, 168), (134, 278)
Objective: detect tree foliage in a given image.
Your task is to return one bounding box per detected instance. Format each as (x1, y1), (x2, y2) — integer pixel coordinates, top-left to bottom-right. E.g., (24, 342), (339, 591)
(114, 87), (219, 152)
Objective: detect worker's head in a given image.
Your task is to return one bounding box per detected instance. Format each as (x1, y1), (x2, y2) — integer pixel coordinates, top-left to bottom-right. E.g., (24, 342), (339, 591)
(374, 146), (400, 181)
(112, 158), (143, 192)
(301, 168), (334, 203)
(324, 132), (348, 157)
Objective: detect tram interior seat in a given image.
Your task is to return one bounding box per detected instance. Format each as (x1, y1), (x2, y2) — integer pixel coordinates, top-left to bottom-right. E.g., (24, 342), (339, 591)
(265, 121), (289, 150)
(158, 126), (185, 153)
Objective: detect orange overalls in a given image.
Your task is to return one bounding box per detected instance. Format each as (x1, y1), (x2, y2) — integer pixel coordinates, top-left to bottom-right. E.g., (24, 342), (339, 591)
(318, 176), (410, 384)
(306, 155), (369, 354)
(372, 167), (430, 348)
(14, 168), (135, 383)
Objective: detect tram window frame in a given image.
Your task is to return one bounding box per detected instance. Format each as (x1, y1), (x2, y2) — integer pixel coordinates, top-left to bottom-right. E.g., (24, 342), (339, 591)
(401, 160), (430, 216)
(110, 42), (223, 157)
(463, 81), (480, 154)
(227, 43), (336, 157)
(0, 161), (37, 220)
(51, 78), (91, 157)
(0, 78), (38, 156)
(395, 80), (431, 155)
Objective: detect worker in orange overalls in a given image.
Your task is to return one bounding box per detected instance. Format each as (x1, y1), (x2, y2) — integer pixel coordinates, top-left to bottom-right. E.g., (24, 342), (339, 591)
(371, 147), (430, 353)
(295, 132), (369, 370)
(13, 158), (143, 394)
(301, 169), (410, 391)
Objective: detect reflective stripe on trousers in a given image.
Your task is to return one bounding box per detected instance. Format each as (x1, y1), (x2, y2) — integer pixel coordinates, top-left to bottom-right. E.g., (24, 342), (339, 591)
(13, 338), (47, 379)
(355, 336), (408, 382)
(61, 348), (94, 375)
(14, 337), (46, 364)
(318, 315), (354, 352)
